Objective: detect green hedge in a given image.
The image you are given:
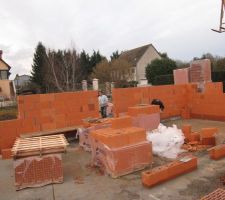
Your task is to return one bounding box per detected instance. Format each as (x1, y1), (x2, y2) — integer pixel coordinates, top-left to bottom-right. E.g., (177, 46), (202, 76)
(212, 71), (225, 92)
(152, 74), (174, 85)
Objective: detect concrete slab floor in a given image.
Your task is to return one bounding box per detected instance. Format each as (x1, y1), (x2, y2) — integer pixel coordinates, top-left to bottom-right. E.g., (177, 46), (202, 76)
(0, 119), (225, 200)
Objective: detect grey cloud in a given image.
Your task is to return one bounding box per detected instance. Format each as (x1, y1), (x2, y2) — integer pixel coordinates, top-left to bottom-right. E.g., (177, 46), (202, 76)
(0, 0), (224, 78)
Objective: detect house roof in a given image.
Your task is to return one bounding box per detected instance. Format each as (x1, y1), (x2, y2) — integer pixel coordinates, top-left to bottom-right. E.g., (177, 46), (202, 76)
(119, 44), (160, 66)
(0, 58), (11, 71)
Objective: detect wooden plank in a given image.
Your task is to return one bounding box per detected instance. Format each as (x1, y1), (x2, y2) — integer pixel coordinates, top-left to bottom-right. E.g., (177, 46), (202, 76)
(20, 126), (81, 138)
(15, 144), (66, 151)
(13, 149), (67, 158)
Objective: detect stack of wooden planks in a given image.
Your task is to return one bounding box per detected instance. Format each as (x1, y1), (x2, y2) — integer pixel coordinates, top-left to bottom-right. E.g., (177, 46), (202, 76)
(12, 134), (69, 158)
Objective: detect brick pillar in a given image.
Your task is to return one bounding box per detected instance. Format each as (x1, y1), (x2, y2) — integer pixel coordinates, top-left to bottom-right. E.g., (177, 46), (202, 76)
(111, 82), (114, 92)
(93, 78), (99, 90)
(82, 80), (87, 91)
(105, 82), (111, 96)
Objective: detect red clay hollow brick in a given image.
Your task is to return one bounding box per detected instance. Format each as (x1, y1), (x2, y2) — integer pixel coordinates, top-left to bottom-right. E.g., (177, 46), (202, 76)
(111, 116), (132, 129)
(181, 124), (192, 140)
(1, 148), (12, 159)
(200, 128), (218, 139)
(200, 188), (225, 200)
(142, 155), (197, 188)
(208, 144), (225, 160)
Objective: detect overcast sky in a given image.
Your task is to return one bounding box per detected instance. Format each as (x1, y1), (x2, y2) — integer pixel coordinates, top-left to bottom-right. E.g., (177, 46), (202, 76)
(0, 0), (224, 79)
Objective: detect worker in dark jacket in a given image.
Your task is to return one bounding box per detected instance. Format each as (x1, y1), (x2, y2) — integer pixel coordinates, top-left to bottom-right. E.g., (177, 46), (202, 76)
(151, 99), (165, 112)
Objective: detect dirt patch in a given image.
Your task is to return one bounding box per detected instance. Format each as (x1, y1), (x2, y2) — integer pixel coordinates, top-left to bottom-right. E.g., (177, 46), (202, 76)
(114, 189), (140, 200)
(179, 174), (224, 199)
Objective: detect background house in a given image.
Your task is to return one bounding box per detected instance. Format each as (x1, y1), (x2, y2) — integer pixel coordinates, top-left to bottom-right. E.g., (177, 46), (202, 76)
(0, 50), (15, 100)
(0, 50), (11, 80)
(14, 74), (31, 93)
(119, 44), (161, 83)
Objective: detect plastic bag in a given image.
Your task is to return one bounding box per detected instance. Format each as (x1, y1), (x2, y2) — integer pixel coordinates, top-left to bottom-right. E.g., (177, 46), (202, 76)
(147, 123), (185, 159)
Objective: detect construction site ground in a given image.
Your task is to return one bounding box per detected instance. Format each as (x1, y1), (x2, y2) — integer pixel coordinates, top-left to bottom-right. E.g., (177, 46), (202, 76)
(1, 119), (225, 200)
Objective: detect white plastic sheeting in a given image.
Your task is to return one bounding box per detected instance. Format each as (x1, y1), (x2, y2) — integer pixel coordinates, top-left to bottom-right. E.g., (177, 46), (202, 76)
(147, 123), (185, 159)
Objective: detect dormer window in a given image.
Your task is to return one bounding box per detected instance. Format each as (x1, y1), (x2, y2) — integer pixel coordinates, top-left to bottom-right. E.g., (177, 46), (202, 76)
(0, 70), (8, 80)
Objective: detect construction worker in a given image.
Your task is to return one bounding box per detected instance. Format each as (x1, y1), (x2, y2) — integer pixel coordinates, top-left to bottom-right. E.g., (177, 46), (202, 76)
(98, 91), (108, 118)
(151, 99), (165, 112)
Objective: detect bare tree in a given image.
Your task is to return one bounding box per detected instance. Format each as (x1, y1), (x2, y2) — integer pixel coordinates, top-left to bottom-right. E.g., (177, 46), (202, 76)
(44, 48), (82, 92)
(91, 58), (133, 83)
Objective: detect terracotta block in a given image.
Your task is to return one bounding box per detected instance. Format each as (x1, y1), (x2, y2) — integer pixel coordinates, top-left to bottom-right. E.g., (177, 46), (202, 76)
(142, 156), (197, 188)
(90, 127), (146, 148)
(18, 119), (40, 135)
(23, 110), (41, 119)
(182, 124), (192, 139)
(142, 166), (168, 187)
(111, 116), (132, 129)
(200, 188), (225, 200)
(201, 137), (216, 146)
(39, 116), (53, 124)
(189, 59), (211, 83)
(41, 123), (56, 131)
(188, 132), (200, 142)
(2, 148), (12, 159)
(167, 161), (184, 179)
(200, 128), (218, 139)
(131, 113), (160, 131)
(40, 101), (52, 109)
(128, 105), (160, 117)
(92, 141), (152, 178)
(14, 154), (63, 190)
(40, 93), (55, 102)
(173, 68), (189, 85)
(181, 107), (191, 119)
(209, 144), (225, 160)
(55, 114), (66, 129)
(0, 119), (21, 150)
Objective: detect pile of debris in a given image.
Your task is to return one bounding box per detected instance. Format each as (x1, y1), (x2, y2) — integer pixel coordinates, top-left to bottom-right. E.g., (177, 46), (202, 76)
(182, 125), (218, 152)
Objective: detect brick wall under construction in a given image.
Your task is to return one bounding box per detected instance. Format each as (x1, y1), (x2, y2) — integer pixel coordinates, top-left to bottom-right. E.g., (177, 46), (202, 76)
(0, 82), (225, 154)
(0, 91), (99, 153)
(112, 84), (189, 119)
(112, 82), (225, 121)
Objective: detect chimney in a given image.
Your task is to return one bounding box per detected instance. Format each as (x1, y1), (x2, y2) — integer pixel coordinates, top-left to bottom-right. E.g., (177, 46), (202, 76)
(0, 50), (2, 59)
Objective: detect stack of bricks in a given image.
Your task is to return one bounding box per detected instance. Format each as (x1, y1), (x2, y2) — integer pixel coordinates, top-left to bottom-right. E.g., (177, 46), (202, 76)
(91, 116), (146, 148)
(14, 154), (63, 190)
(142, 155), (198, 187)
(90, 116), (152, 178)
(181, 125), (217, 146)
(127, 105), (160, 131)
(200, 128), (218, 145)
(189, 59), (211, 83)
(173, 68), (189, 85)
(0, 90), (99, 154)
(182, 124), (200, 143)
(200, 188), (225, 200)
(78, 119), (111, 152)
(208, 144), (225, 160)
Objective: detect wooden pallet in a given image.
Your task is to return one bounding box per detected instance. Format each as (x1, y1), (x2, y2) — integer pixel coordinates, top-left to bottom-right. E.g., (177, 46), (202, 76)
(20, 126), (81, 138)
(12, 134), (69, 158)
